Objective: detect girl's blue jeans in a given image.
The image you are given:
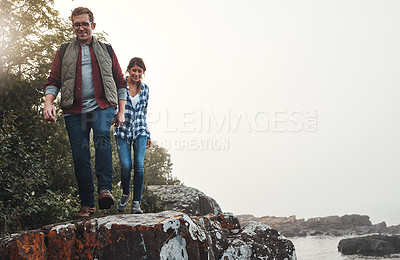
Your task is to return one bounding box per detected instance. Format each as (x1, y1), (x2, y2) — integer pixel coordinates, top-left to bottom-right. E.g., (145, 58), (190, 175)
(116, 135), (147, 202)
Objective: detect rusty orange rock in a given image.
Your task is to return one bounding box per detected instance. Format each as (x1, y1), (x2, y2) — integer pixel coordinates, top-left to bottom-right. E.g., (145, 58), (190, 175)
(2, 231), (47, 260)
(0, 211), (296, 259)
(47, 223), (76, 259)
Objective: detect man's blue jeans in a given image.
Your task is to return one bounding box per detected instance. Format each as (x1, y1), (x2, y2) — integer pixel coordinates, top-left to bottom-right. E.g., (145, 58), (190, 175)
(116, 135), (147, 202)
(65, 106), (115, 207)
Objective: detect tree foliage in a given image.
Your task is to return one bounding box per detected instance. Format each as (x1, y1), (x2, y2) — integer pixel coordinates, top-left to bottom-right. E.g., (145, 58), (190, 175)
(144, 143), (180, 185)
(0, 0), (71, 80)
(0, 74), (80, 235)
(0, 0), (78, 235)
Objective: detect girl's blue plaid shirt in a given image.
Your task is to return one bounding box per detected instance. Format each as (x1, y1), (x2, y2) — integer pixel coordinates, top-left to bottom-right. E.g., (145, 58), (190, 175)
(114, 81), (150, 143)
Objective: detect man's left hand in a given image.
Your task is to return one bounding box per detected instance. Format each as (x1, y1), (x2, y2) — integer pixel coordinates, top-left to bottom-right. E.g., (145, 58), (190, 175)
(113, 111), (125, 127)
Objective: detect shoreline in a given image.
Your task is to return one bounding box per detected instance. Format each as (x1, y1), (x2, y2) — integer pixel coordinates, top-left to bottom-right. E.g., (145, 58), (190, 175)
(237, 213), (400, 238)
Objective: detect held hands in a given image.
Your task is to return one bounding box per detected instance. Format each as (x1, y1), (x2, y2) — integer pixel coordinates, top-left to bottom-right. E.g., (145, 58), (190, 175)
(113, 111), (125, 127)
(147, 139), (151, 148)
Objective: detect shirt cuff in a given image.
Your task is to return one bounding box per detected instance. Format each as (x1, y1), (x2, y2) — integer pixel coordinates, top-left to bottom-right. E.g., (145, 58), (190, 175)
(45, 85), (59, 97)
(118, 88), (127, 100)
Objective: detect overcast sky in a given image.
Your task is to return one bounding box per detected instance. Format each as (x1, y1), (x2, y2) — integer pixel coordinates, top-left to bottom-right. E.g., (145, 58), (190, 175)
(54, 0), (400, 225)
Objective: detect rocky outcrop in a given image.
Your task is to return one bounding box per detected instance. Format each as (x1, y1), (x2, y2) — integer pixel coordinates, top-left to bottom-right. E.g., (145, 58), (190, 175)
(0, 211), (296, 259)
(149, 185), (222, 216)
(338, 235), (400, 256)
(238, 214), (397, 237)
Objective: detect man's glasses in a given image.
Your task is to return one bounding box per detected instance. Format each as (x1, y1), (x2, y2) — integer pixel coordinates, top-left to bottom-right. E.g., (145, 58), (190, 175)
(72, 22), (92, 29)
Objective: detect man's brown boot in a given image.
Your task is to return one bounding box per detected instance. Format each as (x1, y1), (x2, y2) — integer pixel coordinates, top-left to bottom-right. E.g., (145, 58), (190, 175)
(98, 189), (115, 209)
(73, 206), (95, 220)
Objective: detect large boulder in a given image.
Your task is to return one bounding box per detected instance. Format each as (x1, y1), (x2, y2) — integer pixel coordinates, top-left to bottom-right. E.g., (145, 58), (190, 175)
(149, 185), (222, 216)
(0, 211), (296, 259)
(338, 235), (400, 256)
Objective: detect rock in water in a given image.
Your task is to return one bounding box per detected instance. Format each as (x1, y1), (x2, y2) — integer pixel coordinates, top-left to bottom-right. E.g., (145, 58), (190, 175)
(0, 211), (296, 259)
(338, 235), (400, 256)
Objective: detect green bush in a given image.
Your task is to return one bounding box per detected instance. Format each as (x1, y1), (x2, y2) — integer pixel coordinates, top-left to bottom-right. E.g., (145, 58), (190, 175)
(0, 78), (77, 235)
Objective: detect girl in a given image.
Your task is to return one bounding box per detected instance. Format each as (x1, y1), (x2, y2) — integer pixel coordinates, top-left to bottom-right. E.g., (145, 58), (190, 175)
(114, 57), (151, 214)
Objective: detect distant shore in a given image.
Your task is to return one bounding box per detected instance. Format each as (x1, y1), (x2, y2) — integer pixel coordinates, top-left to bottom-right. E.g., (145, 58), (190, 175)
(237, 213), (400, 237)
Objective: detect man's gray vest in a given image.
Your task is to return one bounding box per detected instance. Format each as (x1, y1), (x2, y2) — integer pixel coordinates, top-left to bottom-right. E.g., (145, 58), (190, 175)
(60, 37), (117, 110)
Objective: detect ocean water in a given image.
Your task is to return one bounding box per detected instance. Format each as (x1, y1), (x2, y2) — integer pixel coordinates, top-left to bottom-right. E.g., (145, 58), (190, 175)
(290, 235), (400, 260)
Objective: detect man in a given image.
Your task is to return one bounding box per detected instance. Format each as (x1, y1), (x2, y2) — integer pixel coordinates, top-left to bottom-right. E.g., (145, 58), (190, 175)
(43, 7), (126, 219)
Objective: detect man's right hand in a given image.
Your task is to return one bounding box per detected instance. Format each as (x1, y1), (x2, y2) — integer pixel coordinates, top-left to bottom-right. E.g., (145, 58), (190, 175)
(44, 104), (57, 122)
(44, 94), (57, 123)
